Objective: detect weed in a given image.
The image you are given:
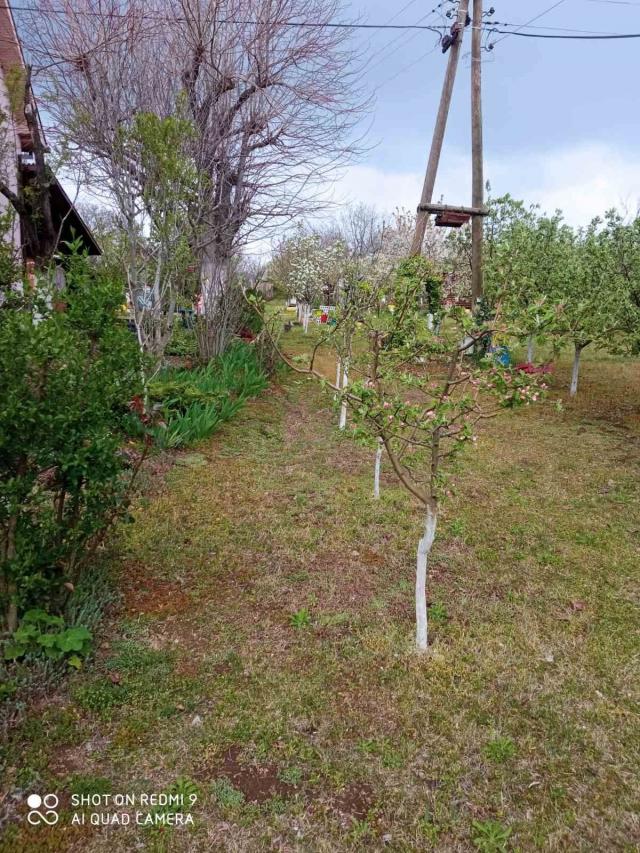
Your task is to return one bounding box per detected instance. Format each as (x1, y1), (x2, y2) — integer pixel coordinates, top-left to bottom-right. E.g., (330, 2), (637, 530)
(484, 735), (517, 763)
(349, 819), (373, 840)
(471, 819), (512, 852)
(167, 777), (200, 807)
(278, 766), (303, 786)
(265, 795), (287, 815)
(289, 608), (312, 629)
(211, 778), (245, 809)
(74, 679), (128, 716)
(449, 518), (466, 538)
(428, 602), (448, 624)
(3, 609), (92, 669)
(418, 810), (440, 842)
(68, 775), (112, 798)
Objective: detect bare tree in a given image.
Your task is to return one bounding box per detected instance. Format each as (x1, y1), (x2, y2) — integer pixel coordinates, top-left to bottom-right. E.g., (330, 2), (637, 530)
(338, 202), (385, 259)
(21, 0), (367, 357)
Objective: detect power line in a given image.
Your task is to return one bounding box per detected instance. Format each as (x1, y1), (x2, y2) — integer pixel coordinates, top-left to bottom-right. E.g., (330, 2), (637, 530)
(584, 0), (640, 5)
(6, 2), (640, 43)
(363, 6), (445, 71)
(486, 20), (633, 35)
(373, 38), (442, 92)
(487, 27), (640, 38)
(5, 3), (445, 31)
(491, 0), (569, 46)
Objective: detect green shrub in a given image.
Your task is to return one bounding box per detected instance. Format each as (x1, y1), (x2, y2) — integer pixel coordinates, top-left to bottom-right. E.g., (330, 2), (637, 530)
(165, 325), (198, 358)
(149, 340), (267, 448)
(0, 249), (141, 631)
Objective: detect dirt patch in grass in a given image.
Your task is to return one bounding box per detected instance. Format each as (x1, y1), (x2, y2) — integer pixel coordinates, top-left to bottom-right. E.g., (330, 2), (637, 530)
(214, 746), (294, 804)
(331, 782), (375, 826)
(121, 564), (190, 616)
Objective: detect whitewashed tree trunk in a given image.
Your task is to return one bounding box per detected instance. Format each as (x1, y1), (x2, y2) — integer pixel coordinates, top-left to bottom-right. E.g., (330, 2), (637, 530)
(570, 344), (582, 397)
(334, 357), (342, 400)
(527, 334), (535, 363)
(416, 503), (437, 651)
(373, 439), (383, 499)
(338, 359), (349, 430)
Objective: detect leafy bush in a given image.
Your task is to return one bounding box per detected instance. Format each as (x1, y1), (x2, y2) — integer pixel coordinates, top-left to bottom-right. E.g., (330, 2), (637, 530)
(149, 341), (267, 448)
(2, 609), (92, 669)
(0, 250), (142, 631)
(165, 324), (198, 358)
(395, 255), (443, 315)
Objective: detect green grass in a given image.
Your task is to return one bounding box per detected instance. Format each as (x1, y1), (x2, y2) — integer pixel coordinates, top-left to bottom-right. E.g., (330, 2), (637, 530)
(1, 341), (639, 851)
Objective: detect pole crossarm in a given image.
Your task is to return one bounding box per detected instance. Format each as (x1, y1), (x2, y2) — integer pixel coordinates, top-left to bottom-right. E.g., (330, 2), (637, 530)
(417, 203), (489, 216)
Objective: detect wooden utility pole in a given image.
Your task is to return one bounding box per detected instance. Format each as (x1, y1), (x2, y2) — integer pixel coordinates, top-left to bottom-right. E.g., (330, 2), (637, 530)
(410, 0), (470, 256)
(471, 0), (484, 305)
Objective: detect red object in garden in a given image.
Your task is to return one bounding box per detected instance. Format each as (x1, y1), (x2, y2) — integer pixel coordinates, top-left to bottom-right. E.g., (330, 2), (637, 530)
(514, 362), (554, 375)
(238, 327), (255, 341)
(320, 312), (328, 324)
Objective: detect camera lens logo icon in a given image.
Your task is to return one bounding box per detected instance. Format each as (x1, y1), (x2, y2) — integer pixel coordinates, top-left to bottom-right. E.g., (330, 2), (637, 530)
(27, 793), (59, 826)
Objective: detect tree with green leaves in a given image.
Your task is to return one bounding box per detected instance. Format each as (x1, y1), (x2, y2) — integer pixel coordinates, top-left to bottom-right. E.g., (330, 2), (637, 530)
(555, 218), (639, 396)
(114, 110), (203, 367)
(250, 256), (544, 651)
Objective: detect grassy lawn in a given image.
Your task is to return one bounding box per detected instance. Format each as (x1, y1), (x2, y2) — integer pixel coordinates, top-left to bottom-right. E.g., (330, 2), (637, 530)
(1, 332), (639, 851)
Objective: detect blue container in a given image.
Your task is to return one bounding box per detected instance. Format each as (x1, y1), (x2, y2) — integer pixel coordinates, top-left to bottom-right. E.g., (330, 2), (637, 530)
(490, 345), (511, 367)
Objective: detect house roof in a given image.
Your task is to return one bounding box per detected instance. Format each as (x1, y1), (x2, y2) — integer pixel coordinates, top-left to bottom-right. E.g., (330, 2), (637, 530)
(0, 0), (101, 256)
(49, 178), (102, 256)
(0, 1), (31, 145)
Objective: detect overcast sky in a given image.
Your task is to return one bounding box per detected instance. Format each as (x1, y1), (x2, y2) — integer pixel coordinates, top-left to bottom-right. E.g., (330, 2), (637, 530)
(329, 0), (640, 224)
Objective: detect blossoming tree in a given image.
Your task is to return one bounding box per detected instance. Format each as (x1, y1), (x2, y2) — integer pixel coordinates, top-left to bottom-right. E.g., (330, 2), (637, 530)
(287, 232), (342, 333)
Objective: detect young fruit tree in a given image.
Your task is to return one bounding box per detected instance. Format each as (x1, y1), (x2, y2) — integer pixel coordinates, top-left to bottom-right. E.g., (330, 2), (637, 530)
(251, 258), (545, 651)
(121, 111), (203, 366)
(341, 261), (544, 650)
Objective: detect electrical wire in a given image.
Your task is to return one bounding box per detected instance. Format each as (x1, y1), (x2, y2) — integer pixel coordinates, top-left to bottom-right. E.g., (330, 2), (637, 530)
(373, 37), (442, 92)
(363, 10), (442, 70)
(491, 0), (568, 46)
(5, 3), (640, 43)
(4, 3), (445, 31)
(583, 0), (640, 5)
(486, 27), (640, 38)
